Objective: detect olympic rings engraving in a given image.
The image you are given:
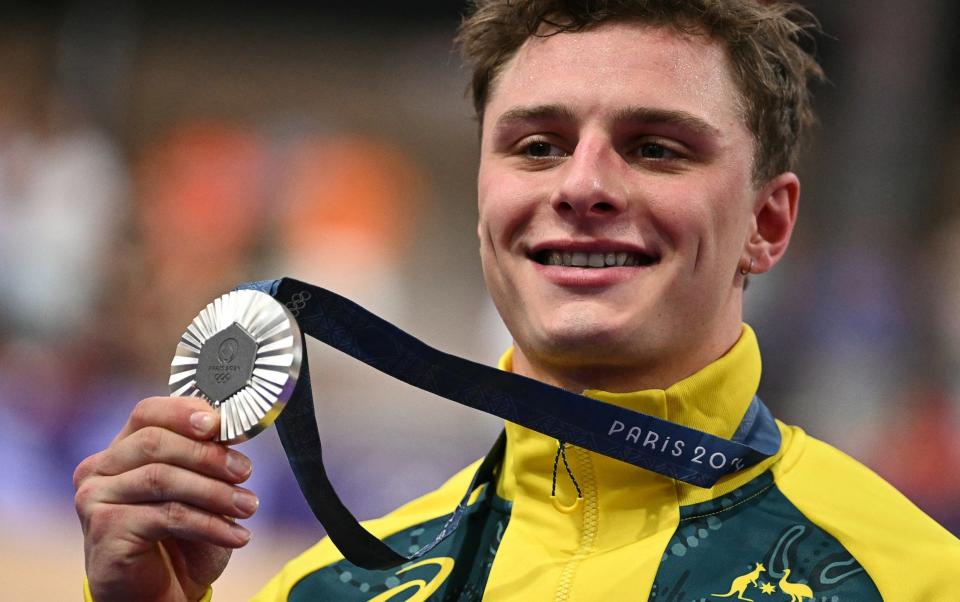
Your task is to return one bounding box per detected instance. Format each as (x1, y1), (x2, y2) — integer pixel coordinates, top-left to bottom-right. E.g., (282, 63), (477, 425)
(285, 291), (312, 317)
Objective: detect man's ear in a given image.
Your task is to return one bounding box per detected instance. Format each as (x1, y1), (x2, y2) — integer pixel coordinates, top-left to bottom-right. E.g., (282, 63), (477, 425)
(744, 172), (800, 274)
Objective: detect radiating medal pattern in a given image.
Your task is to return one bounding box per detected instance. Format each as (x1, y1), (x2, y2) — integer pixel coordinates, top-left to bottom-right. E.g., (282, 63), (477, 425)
(170, 289), (302, 444)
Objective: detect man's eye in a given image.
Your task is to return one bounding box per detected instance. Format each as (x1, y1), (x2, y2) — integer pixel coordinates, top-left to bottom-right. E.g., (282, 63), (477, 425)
(638, 143), (677, 160)
(523, 141), (564, 158)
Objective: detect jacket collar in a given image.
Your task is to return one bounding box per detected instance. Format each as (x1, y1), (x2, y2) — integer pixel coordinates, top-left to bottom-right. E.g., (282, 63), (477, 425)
(494, 325), (773, 505)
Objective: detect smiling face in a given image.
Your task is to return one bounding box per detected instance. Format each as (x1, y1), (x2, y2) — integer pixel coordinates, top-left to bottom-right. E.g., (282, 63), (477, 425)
(477, 22), (789, 391)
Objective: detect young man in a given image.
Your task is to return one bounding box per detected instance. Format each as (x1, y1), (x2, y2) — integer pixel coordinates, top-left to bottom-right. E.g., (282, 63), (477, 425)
(76, 1), (960, 600)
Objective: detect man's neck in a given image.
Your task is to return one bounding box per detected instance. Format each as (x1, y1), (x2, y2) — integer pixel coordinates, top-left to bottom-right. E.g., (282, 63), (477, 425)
(509, 324), (744, 394)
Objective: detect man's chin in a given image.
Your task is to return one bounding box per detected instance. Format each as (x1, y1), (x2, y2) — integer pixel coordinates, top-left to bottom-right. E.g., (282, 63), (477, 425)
(525, 327), (639, 366)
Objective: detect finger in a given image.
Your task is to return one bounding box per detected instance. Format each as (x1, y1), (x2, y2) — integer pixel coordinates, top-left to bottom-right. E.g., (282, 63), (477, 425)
(149, 501), (252, 548)
(80, 463), (260, 519)
(92, 427), (252, 485)
(113, 396), (219, 444)
(86, 500), (251, 551)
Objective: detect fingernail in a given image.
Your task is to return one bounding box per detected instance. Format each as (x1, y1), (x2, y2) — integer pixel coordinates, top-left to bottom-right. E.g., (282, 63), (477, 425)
(190, 411), (216, 435)
(231, 523), (251, 544)
(233, 490), (260, 516)
(226, 452), (252, 478)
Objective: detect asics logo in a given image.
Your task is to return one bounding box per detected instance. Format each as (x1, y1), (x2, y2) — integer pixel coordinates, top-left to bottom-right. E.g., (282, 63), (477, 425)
(366, 557), (455, 602)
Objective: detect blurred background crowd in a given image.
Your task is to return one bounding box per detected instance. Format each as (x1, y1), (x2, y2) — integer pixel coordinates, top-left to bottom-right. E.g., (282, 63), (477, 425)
(1, 1), (958, 598)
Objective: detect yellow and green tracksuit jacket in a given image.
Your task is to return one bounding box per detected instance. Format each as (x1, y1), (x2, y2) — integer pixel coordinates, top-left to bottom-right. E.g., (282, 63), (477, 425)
(105, 325), (960, 601)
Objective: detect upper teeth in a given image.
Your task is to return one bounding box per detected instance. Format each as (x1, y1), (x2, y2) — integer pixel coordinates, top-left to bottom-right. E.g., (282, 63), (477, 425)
(543, 251), (643, 267)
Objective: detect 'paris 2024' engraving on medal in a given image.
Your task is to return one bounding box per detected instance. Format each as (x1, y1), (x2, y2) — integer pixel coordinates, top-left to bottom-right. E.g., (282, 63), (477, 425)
(195, 323), (257, 402)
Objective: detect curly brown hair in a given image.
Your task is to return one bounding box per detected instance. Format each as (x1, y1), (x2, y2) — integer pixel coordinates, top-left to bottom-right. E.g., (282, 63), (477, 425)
(455, 0), (824, 182)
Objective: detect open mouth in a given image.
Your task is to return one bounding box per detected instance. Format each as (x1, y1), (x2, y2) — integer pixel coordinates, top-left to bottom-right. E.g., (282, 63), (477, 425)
(531, 250), (659, 268)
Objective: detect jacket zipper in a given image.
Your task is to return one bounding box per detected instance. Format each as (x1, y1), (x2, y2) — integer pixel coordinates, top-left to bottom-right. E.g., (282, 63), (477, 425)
(554, 446), (598, 602)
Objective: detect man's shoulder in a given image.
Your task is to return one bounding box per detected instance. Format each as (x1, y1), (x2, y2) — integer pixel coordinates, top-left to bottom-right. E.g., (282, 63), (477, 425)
(771, 423), (960, 596)
(771, 422), (951, 531)
(250, 458), (485, 602)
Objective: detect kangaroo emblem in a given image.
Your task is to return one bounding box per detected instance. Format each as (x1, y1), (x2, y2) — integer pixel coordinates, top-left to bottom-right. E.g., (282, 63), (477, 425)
(712, 562), (765, 602)
(778, 569), (814, 602)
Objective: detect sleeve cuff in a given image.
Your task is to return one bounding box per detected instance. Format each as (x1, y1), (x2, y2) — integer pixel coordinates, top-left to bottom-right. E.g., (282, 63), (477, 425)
(83, 577), (214, 602)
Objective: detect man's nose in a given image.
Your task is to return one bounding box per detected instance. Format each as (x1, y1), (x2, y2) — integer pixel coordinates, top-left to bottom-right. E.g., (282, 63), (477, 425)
(549, 141), (628, 218)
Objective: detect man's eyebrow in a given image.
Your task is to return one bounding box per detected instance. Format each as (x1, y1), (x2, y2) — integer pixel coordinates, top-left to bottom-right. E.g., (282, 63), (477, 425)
(492, 105), (721, 139)
(493, 105), (577, 131)
(613, 107), (720, 137)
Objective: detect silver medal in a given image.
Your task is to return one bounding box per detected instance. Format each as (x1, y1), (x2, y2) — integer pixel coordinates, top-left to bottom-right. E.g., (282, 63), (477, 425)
(170, 289), (302, 444)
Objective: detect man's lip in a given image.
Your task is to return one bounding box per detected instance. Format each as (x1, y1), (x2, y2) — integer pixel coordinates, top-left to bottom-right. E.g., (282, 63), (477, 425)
(531, 261), (652, 288)
(527, 240), (657, 256)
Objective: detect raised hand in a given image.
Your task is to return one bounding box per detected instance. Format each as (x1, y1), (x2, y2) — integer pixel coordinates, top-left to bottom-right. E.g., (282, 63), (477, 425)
(74, 396), (257, 602)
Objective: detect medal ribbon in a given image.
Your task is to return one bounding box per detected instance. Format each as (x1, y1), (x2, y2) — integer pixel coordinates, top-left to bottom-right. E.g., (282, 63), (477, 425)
(236, 277), (781, 570)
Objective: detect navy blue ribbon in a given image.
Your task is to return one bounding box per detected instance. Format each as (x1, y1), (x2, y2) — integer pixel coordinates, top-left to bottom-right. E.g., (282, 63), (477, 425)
(236, 277), (781, 569)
